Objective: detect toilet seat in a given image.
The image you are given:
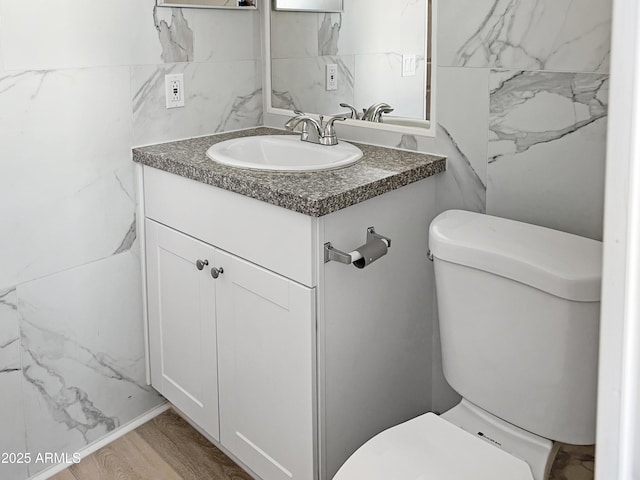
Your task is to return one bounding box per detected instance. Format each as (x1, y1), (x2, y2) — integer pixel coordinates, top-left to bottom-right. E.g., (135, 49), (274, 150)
(332, 413), (534, 480)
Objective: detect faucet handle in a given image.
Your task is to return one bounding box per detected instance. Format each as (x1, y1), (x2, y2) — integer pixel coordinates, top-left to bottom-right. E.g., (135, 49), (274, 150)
(323, 115), (347, 133)
(321, 116), (347, 145)
(374, 105), (394, 122)
(362, 102), (394, 122)
(339, 103), (360, 120)
(287, 110), (312, 134)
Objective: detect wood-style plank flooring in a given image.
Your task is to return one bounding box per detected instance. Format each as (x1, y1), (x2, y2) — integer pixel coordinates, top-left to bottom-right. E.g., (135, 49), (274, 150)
(53, 409), (595, 480)
(52, 409), (252, 480)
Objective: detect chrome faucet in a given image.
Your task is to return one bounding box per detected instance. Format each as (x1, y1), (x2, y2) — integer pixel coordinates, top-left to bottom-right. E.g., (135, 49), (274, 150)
(285, 110), (347, 146)
(339, 103), (363, 120)
(362, 102), (394, 122)
(339, 102), (394, 122)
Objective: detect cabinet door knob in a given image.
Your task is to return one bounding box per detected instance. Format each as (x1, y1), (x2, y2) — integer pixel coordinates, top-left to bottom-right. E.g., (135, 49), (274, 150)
(196, 259), (209, 271)
(210, 267), (224, 279)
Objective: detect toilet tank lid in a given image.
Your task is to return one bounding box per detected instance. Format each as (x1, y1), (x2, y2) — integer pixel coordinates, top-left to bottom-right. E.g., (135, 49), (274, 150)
(429, 210), (602, 302)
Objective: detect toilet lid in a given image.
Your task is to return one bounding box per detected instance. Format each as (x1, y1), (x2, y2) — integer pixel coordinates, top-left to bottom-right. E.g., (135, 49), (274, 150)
(332, 413), (534, 480)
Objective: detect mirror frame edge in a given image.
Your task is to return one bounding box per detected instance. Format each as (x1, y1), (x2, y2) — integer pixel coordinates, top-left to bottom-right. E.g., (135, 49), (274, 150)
(262, 0), (438, 139)
(156, 0), (258, 9)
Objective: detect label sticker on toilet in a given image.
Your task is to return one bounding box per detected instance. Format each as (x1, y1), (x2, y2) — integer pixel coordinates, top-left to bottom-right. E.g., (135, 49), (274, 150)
(477, 431), (503, 447)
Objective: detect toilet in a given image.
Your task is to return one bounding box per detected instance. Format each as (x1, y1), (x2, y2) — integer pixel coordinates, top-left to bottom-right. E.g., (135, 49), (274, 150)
(333, 210), (602, 480)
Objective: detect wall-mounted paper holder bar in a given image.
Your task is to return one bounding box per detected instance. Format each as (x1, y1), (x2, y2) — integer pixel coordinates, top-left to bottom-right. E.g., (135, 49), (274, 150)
(324, 227), (391, 269)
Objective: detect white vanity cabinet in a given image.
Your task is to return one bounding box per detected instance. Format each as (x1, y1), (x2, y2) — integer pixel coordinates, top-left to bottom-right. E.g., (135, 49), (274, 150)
(146, 220), (220, 440)
(140, 163), (438, 480)
(143, 167), (315, 480)
(216, 250), (315, 480)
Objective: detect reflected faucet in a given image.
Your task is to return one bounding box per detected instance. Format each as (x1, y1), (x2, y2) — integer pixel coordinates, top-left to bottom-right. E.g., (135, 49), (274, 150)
(285, 110), (347, 146)
(362, 103), (394, 122)
(339, 102), (394, 123)
(339, 103), (362, 120)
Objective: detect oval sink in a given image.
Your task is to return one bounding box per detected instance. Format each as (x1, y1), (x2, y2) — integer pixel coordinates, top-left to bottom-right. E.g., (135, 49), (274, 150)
(206, 135), (363, 172)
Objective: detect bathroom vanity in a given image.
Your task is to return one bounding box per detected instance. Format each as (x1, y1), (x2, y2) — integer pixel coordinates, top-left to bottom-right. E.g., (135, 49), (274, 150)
(133, 127), (445, 480)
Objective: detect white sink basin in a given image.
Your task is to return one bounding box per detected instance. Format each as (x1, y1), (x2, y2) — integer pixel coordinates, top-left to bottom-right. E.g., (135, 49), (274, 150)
(206, 135), (363, 172)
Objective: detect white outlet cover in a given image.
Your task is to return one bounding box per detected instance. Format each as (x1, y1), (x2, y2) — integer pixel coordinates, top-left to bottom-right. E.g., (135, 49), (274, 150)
(165, 73), (185, 108)
(326, 63), (338, 91)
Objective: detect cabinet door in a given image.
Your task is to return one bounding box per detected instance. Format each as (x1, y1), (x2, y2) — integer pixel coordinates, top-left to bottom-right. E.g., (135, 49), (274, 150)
(216, 250), (315, 480)
(146, 219), (220, 440)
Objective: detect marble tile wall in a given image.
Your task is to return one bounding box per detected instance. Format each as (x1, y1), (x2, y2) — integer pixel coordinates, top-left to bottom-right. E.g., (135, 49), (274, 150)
(437, 0), (611, 241)
(0, 289), (28, 480)
(487, 71), (608, 239)
(0, 2), (262, 479)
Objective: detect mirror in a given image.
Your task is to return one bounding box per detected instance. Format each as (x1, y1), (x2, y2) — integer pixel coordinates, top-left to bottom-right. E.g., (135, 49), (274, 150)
(268, 0), (432, 131)
(156, 0), (256, 9)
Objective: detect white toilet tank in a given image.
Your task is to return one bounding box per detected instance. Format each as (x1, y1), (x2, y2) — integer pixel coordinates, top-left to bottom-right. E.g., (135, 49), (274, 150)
(429, 210), (602, 445)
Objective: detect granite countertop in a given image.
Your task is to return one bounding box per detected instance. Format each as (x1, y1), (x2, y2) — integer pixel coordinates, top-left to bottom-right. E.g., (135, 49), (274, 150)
(132, 127), (446, 217)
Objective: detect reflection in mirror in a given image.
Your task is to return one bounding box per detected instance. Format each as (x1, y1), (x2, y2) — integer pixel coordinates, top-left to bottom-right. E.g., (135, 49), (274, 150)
(156, 0), (256, 9)
(270, 0), (432, 129)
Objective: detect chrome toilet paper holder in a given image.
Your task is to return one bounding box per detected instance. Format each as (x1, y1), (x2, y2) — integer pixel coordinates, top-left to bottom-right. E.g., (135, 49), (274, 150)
(324, 227), (391, 269)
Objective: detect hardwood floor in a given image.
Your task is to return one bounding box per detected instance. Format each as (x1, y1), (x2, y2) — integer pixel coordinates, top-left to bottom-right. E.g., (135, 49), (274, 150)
(52, 409), (252, 480)
(53, 409), (595, 480)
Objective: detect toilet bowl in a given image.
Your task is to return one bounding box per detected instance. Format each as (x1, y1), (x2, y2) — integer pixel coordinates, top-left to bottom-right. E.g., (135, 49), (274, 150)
(333, 210), (602, 480)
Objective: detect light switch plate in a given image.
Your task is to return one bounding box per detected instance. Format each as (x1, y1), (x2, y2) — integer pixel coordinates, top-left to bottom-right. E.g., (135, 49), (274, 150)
(402, 54), (417, 77)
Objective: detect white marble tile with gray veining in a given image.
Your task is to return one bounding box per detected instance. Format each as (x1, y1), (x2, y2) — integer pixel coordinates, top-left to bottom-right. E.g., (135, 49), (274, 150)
(153, 7), (194, 62)
(131, 60), (262, 146)
(216, 87), (264, 133)
(434, 67), (488, 213)
(153, 6), (260, 64)
(435, 124), (487, 214)
(319, 13), (341, 56)
(396, 135), (418, 151)
(488, 71), (608, 163)
(0, 1), (258, 72)
(183, 7), (261, 62)
(437, 67), (490, 186)
(17, 252), (164, 476)
(0, 288), (28, 480)
(270, 10), (319, 59)
(0, 289), (20, 375)
(438, 0), (611, 72)
(0, 0), (163, 71)
(487, 70), (608, 240)
(0, 68), (137, 291)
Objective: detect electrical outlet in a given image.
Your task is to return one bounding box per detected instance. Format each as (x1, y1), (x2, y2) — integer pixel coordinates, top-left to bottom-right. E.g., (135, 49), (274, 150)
(165, 73), (185, 108)
(402, 54), (417, 77)
(326, 64), (338, 91)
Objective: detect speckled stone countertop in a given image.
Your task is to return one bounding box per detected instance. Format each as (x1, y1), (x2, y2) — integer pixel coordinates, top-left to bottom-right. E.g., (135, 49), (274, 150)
(132, 127), (446, 217)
